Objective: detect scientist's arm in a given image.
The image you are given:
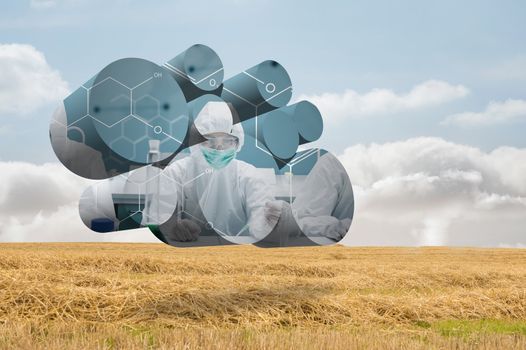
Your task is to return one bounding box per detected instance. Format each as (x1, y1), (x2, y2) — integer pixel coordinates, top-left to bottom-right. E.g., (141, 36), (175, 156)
(293, 153), (355, 241)
(141, 165), (179, 226)
(293, 153), (343, 218)
(159, 210), (201, 243)
(297, 216), (351, 241)
(152, 162), (202, 243)
(242, 172), (278, 240)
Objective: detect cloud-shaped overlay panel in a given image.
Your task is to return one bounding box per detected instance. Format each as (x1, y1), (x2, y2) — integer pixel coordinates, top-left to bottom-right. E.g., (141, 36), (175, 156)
(49, 44), (354, 247)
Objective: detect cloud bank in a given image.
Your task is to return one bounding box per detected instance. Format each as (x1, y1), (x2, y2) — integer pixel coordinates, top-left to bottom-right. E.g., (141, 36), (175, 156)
(339, 137), (526, 247)
(0, 162), (156, 242)
(1, 137), (524, 247)
(0, 43), (69, 116)
(297, 80), (469, 121)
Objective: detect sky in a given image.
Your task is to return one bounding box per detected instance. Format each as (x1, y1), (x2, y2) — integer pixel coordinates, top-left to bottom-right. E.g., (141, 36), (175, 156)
(0, 0), (525, 246)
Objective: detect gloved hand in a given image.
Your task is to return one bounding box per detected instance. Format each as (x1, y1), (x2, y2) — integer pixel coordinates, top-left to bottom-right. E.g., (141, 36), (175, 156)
(264, 200), (283, 228)
(256, 200), (299, 247)
(161, 218), (201, 243)
(339, 218), (352, 232)
(325, 218), (351, 241)
(298, 216), (351, 241)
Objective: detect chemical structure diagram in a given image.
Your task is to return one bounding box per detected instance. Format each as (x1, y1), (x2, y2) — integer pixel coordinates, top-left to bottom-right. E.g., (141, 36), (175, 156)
(54, 58), (189, 166)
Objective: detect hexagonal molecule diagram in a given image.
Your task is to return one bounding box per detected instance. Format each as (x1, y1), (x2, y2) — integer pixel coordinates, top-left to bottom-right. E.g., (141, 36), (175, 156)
(50, 44), (354, 248)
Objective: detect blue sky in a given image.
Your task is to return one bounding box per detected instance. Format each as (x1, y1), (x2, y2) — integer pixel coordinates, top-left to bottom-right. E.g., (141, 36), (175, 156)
(0, 1), (525, 246)
(1, 0), (526, 162)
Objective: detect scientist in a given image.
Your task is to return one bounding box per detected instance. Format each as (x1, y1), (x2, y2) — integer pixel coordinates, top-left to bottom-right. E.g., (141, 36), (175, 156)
(152, 101), (280, 244)
(264, 152), (354, 245)
(293, 152), (354, 242)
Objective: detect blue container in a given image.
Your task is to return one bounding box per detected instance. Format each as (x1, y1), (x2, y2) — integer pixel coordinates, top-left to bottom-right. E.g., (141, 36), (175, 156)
(91, 218), (114, 233)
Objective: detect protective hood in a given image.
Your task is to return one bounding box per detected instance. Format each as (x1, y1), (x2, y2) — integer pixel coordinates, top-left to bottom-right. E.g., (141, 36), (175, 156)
(194, 101), (244, 151)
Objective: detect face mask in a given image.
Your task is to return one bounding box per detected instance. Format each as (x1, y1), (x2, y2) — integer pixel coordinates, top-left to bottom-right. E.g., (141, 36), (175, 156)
(201, 146), (236, 169)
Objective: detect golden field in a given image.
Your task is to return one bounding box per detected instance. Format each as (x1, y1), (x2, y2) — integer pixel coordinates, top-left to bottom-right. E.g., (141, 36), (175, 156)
(0, 243), (525, 349)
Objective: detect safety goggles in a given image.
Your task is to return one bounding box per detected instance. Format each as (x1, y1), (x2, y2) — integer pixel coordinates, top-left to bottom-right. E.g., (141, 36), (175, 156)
(202, 133), (239, 150)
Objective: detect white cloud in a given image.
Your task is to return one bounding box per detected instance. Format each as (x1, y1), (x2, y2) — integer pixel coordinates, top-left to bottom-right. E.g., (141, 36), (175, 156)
(442, 99), (526, 126)
(0, 44), (69, 116)
(297, 80), (469, 121)
(0, 162), (156, 242)
(339, 137), (526, 247)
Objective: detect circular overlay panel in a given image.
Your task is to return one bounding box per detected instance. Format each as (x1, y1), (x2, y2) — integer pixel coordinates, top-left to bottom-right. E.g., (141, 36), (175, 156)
(254, 60), (292, 108)
(183, 44), (224, 91)
(89, 58), (189, 164)
(261, 109), (299, 160)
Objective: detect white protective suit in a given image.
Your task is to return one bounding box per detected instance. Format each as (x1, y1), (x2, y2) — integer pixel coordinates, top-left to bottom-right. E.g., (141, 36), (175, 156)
(153, 101), (278, 244)
(292, 152), (354, 243)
